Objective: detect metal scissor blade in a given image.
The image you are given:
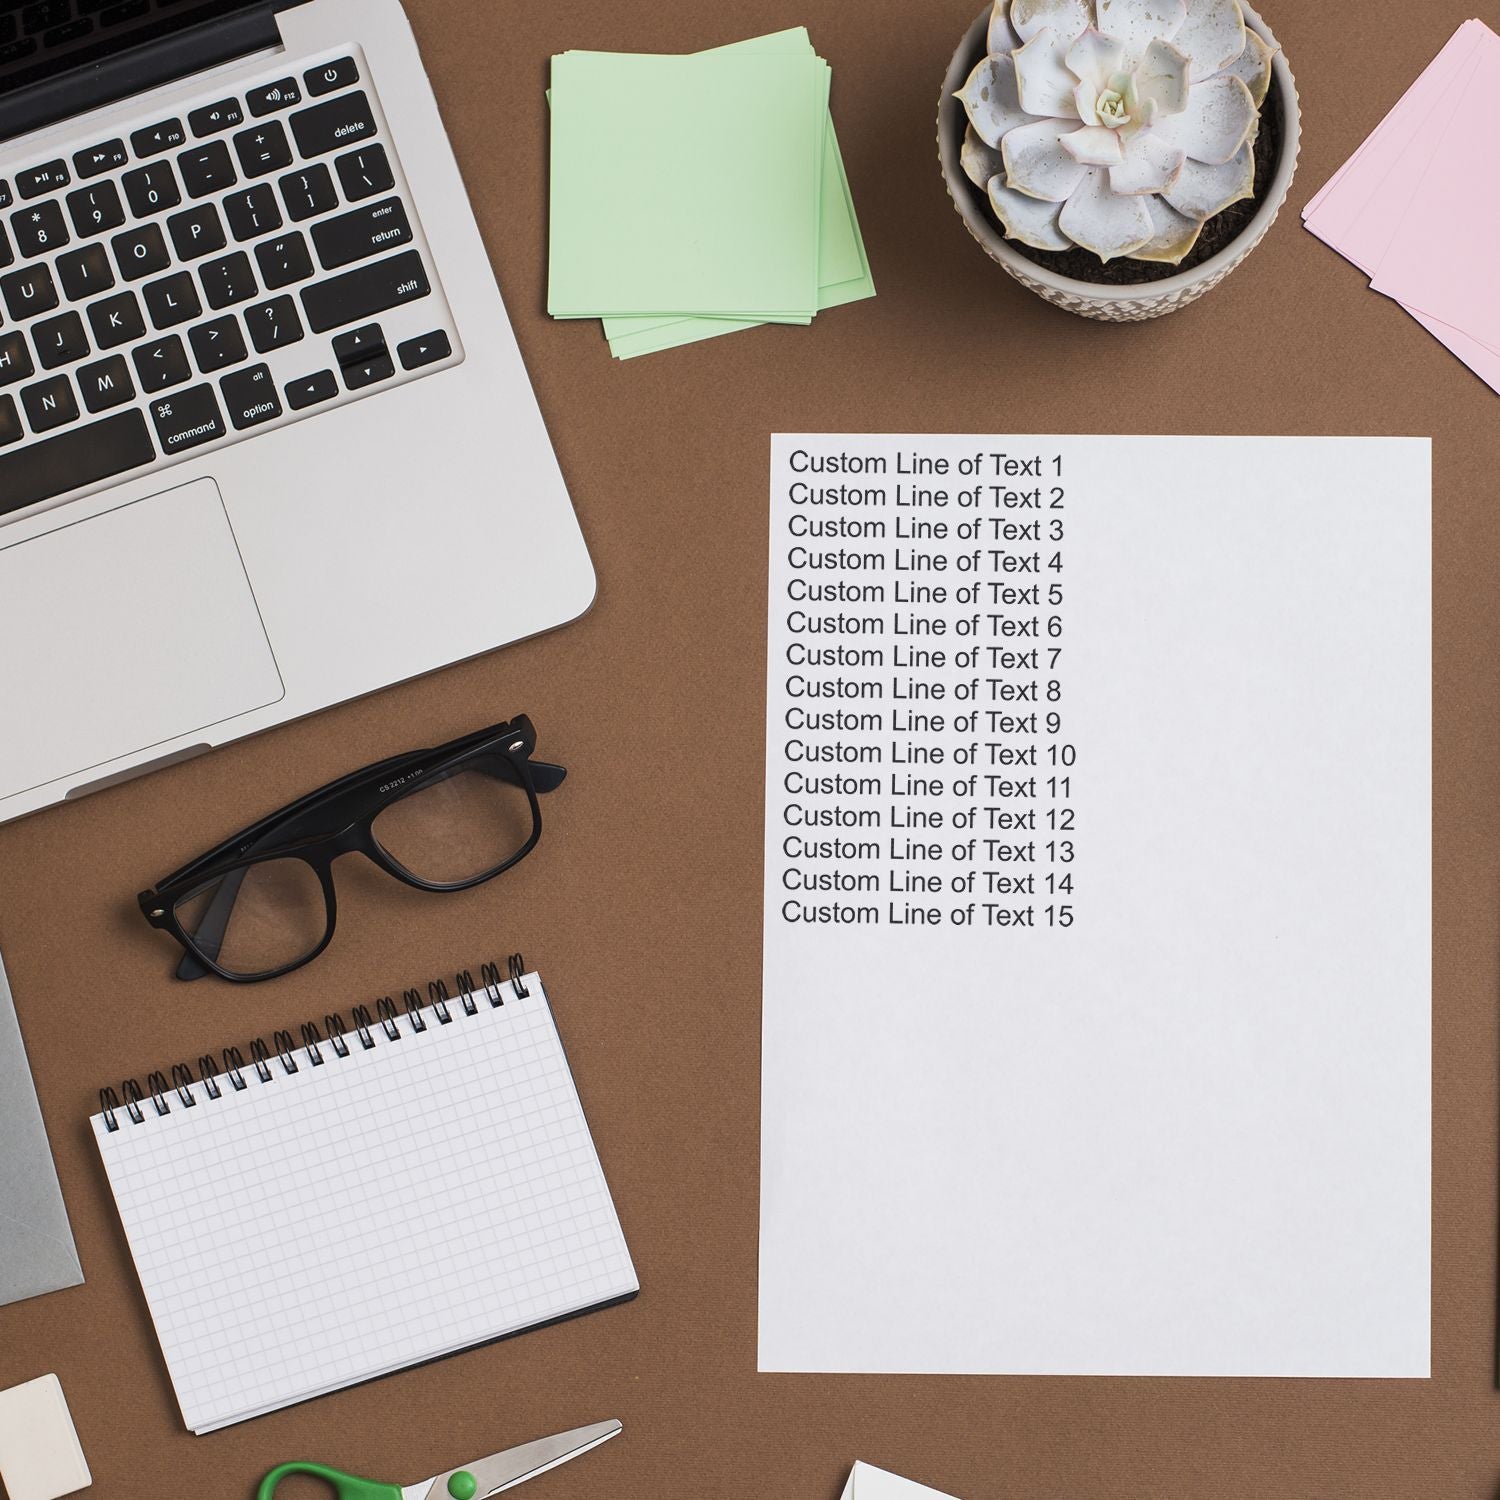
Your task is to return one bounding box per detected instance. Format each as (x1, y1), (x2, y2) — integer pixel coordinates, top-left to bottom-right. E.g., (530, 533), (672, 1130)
(423, 1420), (623, 1499)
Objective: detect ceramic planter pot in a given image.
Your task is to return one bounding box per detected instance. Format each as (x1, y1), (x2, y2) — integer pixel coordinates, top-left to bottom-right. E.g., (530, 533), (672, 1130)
(938, 3), (1301, 321)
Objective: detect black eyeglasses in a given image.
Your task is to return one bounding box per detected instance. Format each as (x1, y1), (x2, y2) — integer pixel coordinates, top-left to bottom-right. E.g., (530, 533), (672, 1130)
(139, 715), (563, 983)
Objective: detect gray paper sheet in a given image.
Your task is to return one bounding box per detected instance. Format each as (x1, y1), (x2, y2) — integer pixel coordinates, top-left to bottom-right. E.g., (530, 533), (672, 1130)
(0, 948), (83, 1306)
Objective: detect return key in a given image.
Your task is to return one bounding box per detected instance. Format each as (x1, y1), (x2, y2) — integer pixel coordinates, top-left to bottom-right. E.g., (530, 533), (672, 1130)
(312, 197), (412, 270)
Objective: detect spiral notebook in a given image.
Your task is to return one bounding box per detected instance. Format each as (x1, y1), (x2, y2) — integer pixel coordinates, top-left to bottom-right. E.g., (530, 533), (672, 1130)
(91, 959), (638, 1434)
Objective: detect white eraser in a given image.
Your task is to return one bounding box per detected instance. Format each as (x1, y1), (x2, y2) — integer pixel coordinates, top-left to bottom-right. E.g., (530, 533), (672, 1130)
(0, 1375), (91, 1500)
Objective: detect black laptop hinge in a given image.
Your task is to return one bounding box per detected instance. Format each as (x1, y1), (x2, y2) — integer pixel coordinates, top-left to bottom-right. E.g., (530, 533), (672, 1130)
(0, 2), (301, 145)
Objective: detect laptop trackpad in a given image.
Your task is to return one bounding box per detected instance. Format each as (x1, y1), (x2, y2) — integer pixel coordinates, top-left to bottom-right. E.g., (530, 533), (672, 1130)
(0, 478), (284, 802)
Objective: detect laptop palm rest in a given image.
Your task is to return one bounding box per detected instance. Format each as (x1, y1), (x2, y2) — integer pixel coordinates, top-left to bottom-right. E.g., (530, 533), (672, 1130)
(0, 478), (284, 804)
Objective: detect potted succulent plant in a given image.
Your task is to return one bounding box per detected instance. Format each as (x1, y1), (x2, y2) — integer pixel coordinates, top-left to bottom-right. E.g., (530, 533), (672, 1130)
(939, 0), (1299, 320)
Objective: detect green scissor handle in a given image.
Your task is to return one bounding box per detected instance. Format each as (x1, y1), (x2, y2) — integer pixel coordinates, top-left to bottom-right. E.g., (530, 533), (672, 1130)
(257, 1462), (405, 1500)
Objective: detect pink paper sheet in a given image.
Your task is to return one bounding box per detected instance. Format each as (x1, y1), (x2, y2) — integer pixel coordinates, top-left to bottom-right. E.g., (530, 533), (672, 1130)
(1303, 19), (1500, 396)
(1369, 53), (1500, 354)
(1334, 39), (1493, 277)
(1304, 22), (1488, 252)
(1302, 20), (1484, 222)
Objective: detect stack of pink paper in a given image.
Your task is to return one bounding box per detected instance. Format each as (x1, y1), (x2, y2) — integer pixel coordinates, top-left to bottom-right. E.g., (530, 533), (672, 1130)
(1304, 19), (1500, 394)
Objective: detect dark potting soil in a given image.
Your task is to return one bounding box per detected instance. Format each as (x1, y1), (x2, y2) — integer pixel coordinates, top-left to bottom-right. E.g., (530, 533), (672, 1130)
(997, 72), (1284, 284)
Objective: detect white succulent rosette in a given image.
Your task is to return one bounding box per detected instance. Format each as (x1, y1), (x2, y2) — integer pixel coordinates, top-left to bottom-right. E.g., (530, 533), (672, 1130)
(957, 0), (1277, 264)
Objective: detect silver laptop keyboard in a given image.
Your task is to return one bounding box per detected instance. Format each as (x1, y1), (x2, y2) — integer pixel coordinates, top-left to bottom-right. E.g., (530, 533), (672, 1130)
(0, 46), (459, 521)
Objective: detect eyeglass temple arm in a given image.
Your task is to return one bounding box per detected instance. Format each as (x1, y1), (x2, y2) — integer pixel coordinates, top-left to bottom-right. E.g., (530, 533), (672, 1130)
(522, 759), (566, 793)
(174, 863), (250, 981)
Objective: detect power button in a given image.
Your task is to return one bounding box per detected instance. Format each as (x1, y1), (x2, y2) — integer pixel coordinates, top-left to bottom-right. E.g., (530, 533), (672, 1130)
(305, 57), (361, 98)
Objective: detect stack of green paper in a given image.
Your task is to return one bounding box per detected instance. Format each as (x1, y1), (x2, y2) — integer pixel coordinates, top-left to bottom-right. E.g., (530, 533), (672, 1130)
(547, 28), (874, 360)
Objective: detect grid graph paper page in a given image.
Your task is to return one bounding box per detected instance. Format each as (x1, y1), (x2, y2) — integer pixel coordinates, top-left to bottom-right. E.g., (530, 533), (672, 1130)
(93, 975), (636, 1433)
(759, 434), (1431, 1377)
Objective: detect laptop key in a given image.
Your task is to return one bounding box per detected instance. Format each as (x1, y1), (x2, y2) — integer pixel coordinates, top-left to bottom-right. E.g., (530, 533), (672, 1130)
(1, 263), (58, 320)
(65, 179), (125, 237)
(16, 159), (69, 199)
(149, 382), (225, 454)
(189, 315), (247, 373)
(0, 394), (19, 446)
(291, 91), (377, 159)
(244, 295), (302, 353)
(221, 363), (281, 429)
(13, 200), (68, 256)
(74, 139), (127, 178)
(99, 1), (150, 26)
(0, 181), (11, 210)
(178, 141), (237, 200)
(224, 184), (281, 242)
(331, 323), (383, 364)
(312, 197), (410, 270)
(143, 271), (201, 330)
(334, 143), (392, 202)
(112, 223), (170, 281)
(0, 330), (34, 385)
(132, 118), (186, 158)
(305, 56), (358, 97)
(285, 369), (336, 410)
(87, 289), (144, 348)
(77, 353), (134, 413)
(0, 407), (154, 516)
(167, 203), (226, 261)
(200, 251), (257, 309)
(21, 374), (78, 432)
(248, 77), (302, 117)
(123, 159), (180, 217)
(45, 18), (92, 46)
(233, 121), (293, 179)
(341, 352), (393, 391)
(300, 249), (429, 333)
(255, 232), (312, 290)
(0, 222), (10, 268)
(278, 163), (336, 223)
(189, 98), (244, 138)
(397, 329), (451, 370)
(132, 334), (190, 393)
(57, 241), (114, 300)
(33, 310), (89, 369)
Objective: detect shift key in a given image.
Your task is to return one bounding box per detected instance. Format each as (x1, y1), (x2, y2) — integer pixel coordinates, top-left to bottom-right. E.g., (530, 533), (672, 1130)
(301, 249), (430, 333)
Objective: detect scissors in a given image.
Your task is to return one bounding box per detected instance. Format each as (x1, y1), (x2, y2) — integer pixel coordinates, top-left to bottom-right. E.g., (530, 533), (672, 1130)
(258, 1419), (622, 1500)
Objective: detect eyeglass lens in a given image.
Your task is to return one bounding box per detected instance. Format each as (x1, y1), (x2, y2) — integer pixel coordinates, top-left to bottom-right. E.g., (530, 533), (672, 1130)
(173, 858), (329, 980)
(371, 761), (535, 886)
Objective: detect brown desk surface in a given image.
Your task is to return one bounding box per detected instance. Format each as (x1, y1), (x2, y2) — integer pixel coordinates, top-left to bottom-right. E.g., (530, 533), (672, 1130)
(0, 1), (1490, 1495)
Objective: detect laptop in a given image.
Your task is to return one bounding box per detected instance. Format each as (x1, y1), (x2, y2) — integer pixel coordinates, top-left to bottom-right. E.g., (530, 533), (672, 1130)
(0, 0), (595, 825)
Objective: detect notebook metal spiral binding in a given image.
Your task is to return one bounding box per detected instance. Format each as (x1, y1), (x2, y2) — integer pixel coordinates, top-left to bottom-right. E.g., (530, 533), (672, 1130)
(223, 1046), (249, 1090)
(98, 956), (524, 1131)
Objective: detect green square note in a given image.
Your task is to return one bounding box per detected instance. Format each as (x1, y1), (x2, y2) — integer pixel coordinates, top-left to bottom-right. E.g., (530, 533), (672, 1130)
(602, 28), (875, 359)
(548, 51), (827, 319)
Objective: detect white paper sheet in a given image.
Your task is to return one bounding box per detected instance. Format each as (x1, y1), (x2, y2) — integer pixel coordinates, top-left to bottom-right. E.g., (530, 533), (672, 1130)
(759, 434), (1431, 1377)
(841, 1460), (960, 1499)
